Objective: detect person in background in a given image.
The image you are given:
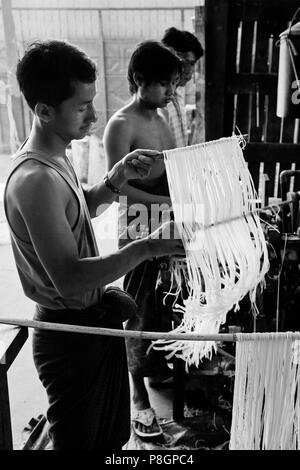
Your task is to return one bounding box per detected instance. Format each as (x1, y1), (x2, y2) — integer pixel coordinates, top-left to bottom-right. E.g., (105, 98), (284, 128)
(162, 26), (204, 147)
(103, 41), (182, 440)
(4, 40), (184, 450)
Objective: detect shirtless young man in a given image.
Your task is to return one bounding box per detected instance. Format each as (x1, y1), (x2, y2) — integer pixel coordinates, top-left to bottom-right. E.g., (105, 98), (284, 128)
(103, 41), (182, 439)
(4, 40), (184, 450)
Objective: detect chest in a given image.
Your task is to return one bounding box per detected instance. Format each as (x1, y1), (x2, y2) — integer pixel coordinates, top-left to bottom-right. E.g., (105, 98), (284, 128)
(132, 115), (174, 151)
(130, 116), (174, 180)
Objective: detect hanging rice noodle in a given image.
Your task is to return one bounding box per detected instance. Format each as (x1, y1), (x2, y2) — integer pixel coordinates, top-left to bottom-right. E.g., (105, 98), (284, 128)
(230, 332), (300, 450)
(154, 136), (269, 366)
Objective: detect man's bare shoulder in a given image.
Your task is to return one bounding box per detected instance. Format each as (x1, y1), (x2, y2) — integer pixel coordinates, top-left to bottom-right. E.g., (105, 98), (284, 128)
(7, 159), (67, 208)
(106, 106), (140, 134)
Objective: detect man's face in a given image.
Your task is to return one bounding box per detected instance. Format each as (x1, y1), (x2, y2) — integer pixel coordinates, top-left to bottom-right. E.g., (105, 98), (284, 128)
(53, 81), (97, 142)
(177, 51), (197, 87)
(139, 73), (179, 109)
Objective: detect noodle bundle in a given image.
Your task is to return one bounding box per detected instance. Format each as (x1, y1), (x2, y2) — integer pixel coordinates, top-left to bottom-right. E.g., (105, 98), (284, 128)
(230, 332), (300, 450)
(155, 136), (269, 366)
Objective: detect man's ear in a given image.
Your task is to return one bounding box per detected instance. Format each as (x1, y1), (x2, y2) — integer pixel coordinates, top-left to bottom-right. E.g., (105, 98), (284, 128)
(133, 72), (144, 88)
(34, 102), (55, 123)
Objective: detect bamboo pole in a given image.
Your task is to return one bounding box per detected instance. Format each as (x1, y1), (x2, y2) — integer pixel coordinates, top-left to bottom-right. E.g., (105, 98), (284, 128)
(0, 317), (237, 342)
(198, 199), (293, 230)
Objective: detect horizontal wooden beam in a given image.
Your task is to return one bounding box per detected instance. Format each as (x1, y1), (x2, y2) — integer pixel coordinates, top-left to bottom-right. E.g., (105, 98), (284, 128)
(227, 73), (278, 95)
(245, 142), (300, 163)
(230, 0), (298, 22)
(12, 7), (193, 11)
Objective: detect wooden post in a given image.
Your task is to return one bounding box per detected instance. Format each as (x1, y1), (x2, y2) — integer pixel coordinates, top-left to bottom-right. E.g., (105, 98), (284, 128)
(205, 0), (229, 140)
(97, 10), (108, 134)
(0, 371), (13, 450)
(0, 326), (28, 450)
(194, 5), (205, 143)
(1, 0), (25, 148)
(181, 8), (185, 30)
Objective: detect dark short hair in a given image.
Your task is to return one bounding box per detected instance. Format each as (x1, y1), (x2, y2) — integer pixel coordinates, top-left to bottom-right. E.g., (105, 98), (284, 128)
(127, 40), (183, 94)
(162, 27), (204, 60)
(16, 40), (97, 110)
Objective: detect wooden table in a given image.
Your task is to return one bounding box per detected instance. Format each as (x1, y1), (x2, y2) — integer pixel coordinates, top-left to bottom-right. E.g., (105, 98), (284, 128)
(0, 325), (28, 450)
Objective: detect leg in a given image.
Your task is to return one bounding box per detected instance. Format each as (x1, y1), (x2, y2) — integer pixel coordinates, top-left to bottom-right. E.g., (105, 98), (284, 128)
(33, 325), (130, 450)
(172, 358), (185, 420)
(131, 373), (162, 436)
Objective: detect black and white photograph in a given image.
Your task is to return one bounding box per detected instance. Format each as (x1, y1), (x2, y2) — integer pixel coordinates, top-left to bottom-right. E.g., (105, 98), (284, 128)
(0, 0), (299, 455)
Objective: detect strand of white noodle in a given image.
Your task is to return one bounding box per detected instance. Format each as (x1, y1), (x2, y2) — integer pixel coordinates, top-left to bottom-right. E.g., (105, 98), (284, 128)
(230, 332), (300, 450)
(153, 136), (269, 366)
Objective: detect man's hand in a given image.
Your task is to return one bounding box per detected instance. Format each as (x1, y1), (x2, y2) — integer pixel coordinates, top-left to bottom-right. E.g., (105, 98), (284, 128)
(146, 221), (185, 258)
(120, 149), (163, 180)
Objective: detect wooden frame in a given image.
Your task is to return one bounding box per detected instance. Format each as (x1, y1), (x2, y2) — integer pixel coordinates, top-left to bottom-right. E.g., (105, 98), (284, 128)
(204, 0), (300, 202)
(0, 326), (28, 450)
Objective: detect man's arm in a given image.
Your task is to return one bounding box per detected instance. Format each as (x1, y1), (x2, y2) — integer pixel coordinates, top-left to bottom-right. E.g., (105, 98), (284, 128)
(103, 116), (171, 207)
(82, 147), (163, 217)
(14, 166), (183, 298)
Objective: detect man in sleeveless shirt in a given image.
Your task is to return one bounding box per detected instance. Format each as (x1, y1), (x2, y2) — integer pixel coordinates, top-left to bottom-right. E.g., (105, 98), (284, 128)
(103, 41), (183, 439)
(4, 40), (184, 450)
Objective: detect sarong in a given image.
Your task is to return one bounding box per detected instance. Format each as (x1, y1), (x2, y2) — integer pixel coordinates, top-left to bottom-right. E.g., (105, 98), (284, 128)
(124, 258), (175, 377)
(32, 286), (136, 450)
(119, 173), (174, 377)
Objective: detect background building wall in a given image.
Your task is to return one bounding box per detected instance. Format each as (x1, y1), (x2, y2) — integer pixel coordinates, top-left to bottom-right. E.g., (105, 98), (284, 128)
(0, 1), (204, 151)
(11, 1), (203, 8)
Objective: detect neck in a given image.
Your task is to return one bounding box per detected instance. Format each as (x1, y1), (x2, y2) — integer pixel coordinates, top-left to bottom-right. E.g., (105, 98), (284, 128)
(25, 118), (70, 158)
(132, 95), (158, 120)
